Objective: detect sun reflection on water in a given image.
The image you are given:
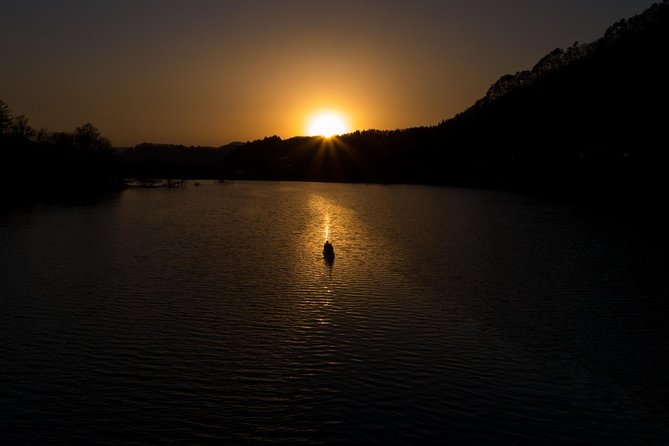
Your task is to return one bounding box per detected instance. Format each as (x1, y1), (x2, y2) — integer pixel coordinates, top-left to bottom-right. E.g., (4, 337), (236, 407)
(324, 212), (330, 243)
(309, 194), (338, 246)
(292, 190), (396, 338)
(301, 191), (387, 297)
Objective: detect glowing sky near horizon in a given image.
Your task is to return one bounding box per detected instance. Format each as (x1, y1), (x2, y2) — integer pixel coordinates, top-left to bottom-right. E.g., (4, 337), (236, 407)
(0, 0), (653, 146)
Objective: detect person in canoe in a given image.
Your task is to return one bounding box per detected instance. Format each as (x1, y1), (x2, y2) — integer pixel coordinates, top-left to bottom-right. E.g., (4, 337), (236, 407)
(323, 240), (335, 260)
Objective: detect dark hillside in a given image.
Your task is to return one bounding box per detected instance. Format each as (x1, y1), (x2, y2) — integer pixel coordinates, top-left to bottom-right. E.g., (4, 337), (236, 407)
(434, 0), (669, 192)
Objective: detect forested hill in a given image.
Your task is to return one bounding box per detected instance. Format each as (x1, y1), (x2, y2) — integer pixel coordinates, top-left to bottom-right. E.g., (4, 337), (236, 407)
(434, 0), (669, 191)
(220, 0), (669, 192)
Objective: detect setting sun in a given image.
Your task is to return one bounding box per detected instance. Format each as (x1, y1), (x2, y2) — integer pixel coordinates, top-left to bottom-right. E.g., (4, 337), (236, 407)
(306, 111), (349, 138)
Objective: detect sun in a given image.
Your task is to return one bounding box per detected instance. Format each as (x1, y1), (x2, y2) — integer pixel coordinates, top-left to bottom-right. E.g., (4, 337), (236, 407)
(306, 111), (349, 138)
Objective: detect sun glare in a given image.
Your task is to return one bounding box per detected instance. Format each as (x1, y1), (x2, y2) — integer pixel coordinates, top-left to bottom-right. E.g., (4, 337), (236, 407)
(306, 111), (349, 138)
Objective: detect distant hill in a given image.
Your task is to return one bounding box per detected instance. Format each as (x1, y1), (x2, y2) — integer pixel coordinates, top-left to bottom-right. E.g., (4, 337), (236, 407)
(217, 1), (668, 194)
(118, 143), (235, 179)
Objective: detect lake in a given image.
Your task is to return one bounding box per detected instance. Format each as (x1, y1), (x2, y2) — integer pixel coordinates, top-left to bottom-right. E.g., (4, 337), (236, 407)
(1, 181), (668, 444)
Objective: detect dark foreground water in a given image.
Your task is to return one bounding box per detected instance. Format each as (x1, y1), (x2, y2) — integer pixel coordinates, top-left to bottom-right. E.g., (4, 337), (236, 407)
(1, 181), (668, 444)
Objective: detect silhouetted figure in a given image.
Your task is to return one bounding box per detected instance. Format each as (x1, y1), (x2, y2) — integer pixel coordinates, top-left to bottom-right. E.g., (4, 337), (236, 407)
(323, 240), (335, 263)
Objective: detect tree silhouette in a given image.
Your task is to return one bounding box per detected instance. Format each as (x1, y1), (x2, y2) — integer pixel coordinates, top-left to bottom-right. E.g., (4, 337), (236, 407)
(10, 115), (35, 141)
(0, 100), (12, 136)
(0, 104), (121, 201)
(75, 122), (111, 151)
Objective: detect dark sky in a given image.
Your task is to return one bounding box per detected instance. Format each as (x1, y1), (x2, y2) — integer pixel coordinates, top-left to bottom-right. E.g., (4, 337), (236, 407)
(0, 0), (654, 146)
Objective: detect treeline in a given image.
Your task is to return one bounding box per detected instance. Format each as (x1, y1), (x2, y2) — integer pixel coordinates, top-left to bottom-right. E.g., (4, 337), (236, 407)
(118, 142), (237, 180)
(220, 130), (440, 184)
(1, 101), (121, 201)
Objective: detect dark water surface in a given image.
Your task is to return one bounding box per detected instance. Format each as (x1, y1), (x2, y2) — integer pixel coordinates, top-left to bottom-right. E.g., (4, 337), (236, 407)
(1, 181), (668, 444)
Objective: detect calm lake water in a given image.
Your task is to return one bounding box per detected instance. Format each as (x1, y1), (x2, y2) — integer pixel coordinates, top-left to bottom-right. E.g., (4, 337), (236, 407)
(1, 181), (668, 444)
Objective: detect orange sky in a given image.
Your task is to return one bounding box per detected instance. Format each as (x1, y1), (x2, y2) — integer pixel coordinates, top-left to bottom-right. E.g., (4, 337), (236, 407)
(0, 0), (653, 146)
